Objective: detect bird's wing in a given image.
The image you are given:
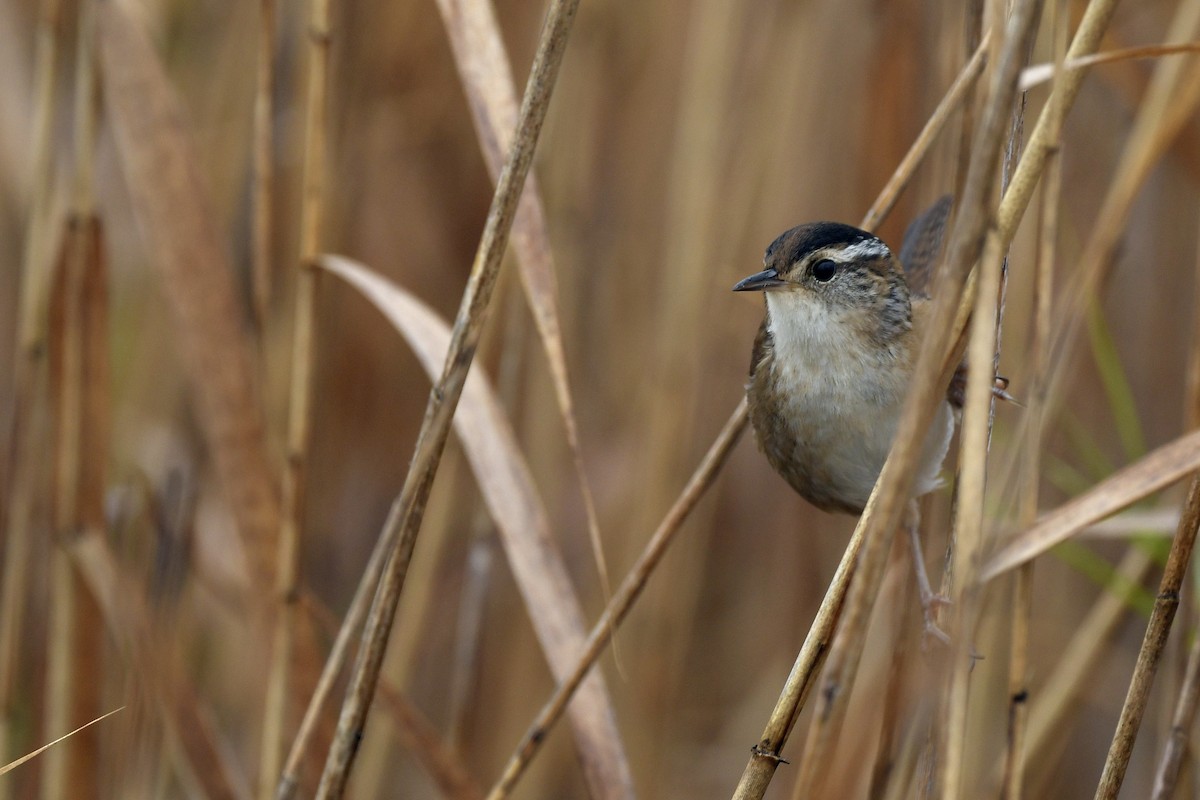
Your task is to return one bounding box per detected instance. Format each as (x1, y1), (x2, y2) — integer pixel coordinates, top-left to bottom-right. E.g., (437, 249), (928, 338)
(899, 194), (953, 298)
(749, 316), (773, 380)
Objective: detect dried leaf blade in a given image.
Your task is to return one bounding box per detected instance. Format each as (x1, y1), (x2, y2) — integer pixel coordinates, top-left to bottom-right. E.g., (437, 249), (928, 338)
(983, 428), (1200, 579)
(318, 254), (633, 799)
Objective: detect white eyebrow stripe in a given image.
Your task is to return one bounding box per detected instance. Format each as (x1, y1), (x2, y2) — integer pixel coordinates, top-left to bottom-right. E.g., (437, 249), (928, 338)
(836, 239), (891, 261)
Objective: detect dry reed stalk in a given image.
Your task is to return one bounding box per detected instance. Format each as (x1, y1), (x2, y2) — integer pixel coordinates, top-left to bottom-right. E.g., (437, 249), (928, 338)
(98, 0), (281, 594)
(45, 224), (84, 800)
(882, 703), (933, 800)
(480, 43), (982, 786)
(447, 281), (527, 749)
(49, 232), (232, 796)
(446, 513), (495, 748)
(284, 608), (337, 794)
(370, 684), (483, 800)
(1020, 41), (1200, 90)
(1099, 10), (1200, 782)
(791, 498), (918, 800)
(70, 215), (107, 799)
(930, 0), (1124, 426)
(42, 214), (106, 800)
(71, 0), (98, 219)
(1005, 5), (1200, 431)
(276, 503), (395, 800)
(1003, 8), (1068, 795)
(1152, 171), (1200, 800)
(860, 33), (992, 234)
(745, 0), (1120, 792)
(733, 484), (867, 800)
(427, 3), (623, 760)
(984, 0), (1200, 578)
(44, 64), (108, 782)
(1001, 545), (1156, 795)
(318, 255), (632, 797)
(7, 0), (62, 388)
(262, 0), (329, 791)
(315, 3), (584, 796)
(953, 1), (985, 209)
(252, 0), (276, 336)
(984, 428), (1200, 578)
(66, 530), (246, 800)
(298, 592), (483, 800)
(1190, 213), (1200, 428)
(43, 10), (101, 785)
(1094, 477), (1200, 798)
(0, 708), (124, 779)
(1001, 97), (1063, 800)
(1151, 609), (1200, 798)
(432, 0), (610, 615)
(56, 4), (106, 793)
(993, 0), (1118, 244)
(0, 0), (64, 780)
(485, 400), (749, 800)
(930, 0), (998, 656)
(864, 552), (918, 800)
(941, 171), (1013, 800)
(943, 7), (1035, 788)
(788, 5), (1043, 799)
(724, 29), (998, 796)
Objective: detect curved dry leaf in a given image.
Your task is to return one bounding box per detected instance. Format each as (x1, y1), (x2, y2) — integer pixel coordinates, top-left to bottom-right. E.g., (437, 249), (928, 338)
(318, 254), (634, 800)
(982, 428), (1200, 580)
(98, 2), (279, 590)
(433, 0), (611, 606)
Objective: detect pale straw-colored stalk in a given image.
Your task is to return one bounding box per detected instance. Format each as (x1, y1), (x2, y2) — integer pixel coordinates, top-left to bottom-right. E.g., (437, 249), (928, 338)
(0, 0), (64, 783)
(785, 4), (1043, 797)
(1001, 5), (1067, 796)
(261, 0), (326, 791)
(43, 1), (102, 795)
(314, 3), (583, 796)
(1094, 479), (1200, 798)
(477, 28), (993, 800)
(1149, 207), (1200, 793)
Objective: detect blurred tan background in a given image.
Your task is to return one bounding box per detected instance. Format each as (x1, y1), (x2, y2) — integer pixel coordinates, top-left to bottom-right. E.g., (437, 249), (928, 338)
(2, 0), (1199, 797)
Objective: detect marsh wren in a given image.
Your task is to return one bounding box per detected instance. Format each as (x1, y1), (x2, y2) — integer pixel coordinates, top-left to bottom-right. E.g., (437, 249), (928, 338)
(734, 198), (957, 637)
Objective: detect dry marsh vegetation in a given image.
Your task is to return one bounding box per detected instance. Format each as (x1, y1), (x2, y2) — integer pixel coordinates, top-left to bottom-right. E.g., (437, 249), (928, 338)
(3, 0), (1200, 798)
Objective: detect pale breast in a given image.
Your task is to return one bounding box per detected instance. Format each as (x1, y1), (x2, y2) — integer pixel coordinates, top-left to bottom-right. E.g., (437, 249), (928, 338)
(749, 294), (952, 513)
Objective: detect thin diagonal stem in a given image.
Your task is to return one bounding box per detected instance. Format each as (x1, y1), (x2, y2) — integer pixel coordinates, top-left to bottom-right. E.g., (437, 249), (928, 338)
(484, 401), (749, 800)
(1095, 477), (1200, 798)
(314, 3), (581, 796)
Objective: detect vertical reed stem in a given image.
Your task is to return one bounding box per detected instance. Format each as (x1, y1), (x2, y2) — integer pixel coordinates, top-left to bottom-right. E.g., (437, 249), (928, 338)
(315, 3), (581, 796)
(0, 0), (65, 782)
(264, 0), (329, 792)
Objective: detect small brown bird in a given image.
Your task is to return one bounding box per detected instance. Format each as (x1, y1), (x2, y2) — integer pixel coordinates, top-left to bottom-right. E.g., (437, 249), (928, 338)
(734, 198), (957, 637)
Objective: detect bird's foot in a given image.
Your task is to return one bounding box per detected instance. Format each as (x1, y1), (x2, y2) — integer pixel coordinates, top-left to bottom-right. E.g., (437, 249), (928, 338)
(916, 588), (952, 647)
(920, 609), (952, 648)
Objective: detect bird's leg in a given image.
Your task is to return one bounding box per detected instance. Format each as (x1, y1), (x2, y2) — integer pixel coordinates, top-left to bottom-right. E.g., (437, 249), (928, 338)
(904, 500), (950, 646)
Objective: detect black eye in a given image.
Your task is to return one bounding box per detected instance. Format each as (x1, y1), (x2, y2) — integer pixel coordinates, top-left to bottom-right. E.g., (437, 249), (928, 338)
(812, 259), (837, 282)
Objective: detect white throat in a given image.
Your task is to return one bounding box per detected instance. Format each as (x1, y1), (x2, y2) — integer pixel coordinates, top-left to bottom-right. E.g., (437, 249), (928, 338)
(765, 292), (847, 371)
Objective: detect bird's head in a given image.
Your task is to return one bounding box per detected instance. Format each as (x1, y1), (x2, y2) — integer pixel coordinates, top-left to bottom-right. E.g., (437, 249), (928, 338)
(733, 222), (912, 344)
